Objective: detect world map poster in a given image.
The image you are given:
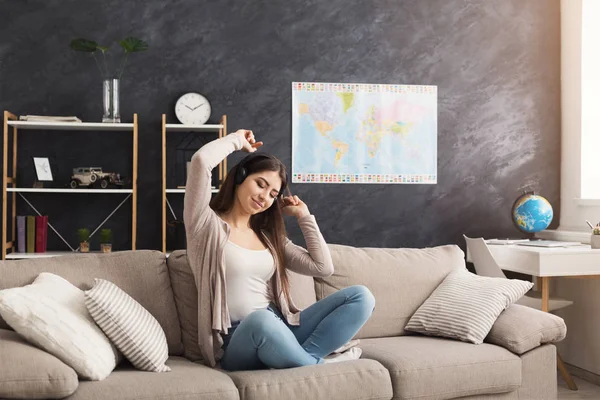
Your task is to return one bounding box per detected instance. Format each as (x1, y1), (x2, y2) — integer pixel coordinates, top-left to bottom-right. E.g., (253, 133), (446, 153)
(291, 82), (437, 184)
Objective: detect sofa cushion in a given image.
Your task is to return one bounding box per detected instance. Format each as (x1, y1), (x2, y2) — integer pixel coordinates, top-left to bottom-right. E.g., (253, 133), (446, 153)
(0, 250), (183, 356)
(317, 244), (465, 339)
(226, 359), (392, 400)
(360, 336), (521, 400)
(166, 250), (319, 361)
(486, 304), (567, 354)
(0, 328), (79, 399)
(405, 269), (533, 344)
(85, 278), (171, 372)
(65, 356), (239, 400)
(166, 250), (204, 361)
(0, 272), (120, 380)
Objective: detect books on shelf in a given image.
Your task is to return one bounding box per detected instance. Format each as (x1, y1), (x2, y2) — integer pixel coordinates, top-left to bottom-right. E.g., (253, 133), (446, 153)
(16, 216), (25, 253)
(18, 215), (48, 253)
(19, 115), (82, 123)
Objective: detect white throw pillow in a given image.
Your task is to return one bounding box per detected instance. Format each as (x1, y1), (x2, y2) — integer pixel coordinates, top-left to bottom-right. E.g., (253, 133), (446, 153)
(85, 279), (171, 372)
(0, 273), (120, 380)
(405, 269), (534, 344)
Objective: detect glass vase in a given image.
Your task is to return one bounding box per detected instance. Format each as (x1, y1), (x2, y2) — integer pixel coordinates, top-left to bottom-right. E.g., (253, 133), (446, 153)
(102, 78), (121, 123)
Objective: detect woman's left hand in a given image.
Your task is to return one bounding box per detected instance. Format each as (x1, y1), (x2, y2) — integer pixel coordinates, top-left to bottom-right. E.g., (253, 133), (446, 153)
(281, 195), (310, 218)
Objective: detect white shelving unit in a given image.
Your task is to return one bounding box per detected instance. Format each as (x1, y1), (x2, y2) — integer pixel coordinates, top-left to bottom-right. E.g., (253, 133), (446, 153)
(161, 115), (227, 253)
(2, 111), (139, 260)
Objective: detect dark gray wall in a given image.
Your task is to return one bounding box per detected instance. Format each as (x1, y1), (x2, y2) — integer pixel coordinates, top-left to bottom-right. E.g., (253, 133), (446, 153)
(0, 0), (560, 252)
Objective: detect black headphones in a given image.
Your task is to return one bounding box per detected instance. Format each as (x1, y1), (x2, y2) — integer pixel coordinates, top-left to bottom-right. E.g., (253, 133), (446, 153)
(234, 153), (287, 198)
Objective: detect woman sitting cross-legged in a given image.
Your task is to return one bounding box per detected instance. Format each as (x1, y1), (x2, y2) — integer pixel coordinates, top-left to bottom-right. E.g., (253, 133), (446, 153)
(184, 128), (375, 371)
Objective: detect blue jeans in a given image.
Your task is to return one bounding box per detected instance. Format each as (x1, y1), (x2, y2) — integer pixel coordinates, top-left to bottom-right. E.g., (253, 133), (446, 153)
(220, 285), (375, 371)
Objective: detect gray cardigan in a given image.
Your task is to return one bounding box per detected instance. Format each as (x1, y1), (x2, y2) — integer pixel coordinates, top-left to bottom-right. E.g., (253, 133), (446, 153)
(183, 133), (334, 367)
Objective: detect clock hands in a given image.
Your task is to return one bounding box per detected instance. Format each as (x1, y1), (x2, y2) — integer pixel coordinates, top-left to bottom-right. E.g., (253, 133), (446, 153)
(192, 102), (206, 111)
(185, 105), (194, 111)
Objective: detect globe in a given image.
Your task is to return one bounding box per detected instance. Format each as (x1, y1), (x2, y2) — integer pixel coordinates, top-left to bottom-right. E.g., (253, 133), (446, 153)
(511, 193), (554, 233)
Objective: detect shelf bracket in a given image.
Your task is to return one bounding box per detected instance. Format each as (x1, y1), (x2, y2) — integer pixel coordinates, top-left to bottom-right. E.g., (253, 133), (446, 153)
(166, 198), (177, 221)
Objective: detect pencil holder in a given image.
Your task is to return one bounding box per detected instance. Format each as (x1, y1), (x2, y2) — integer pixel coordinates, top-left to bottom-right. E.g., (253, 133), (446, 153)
(591, 234), (600, 249)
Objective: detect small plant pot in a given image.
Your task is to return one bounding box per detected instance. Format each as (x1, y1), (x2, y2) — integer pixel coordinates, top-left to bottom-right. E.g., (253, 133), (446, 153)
(80, 241), (90, 253)
(591, 235), (600, 249)
(101, 243), (112, 253)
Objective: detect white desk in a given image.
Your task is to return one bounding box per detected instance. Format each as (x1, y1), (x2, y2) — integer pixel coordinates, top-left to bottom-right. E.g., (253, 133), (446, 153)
(466, 243), (600, 311)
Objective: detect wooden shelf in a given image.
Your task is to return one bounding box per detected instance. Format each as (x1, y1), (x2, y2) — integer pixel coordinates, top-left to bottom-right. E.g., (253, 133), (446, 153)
(165, 123), (223, 132)
(6, 251), (97, 259)
(7, 188), (133, 194)
(162, 114), (228, 253)
(7, 121), (134, 131)
(2, 111), (139, 260)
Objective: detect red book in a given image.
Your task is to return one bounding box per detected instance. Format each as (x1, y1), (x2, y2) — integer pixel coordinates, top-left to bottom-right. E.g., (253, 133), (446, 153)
(35, 216), (48, 253)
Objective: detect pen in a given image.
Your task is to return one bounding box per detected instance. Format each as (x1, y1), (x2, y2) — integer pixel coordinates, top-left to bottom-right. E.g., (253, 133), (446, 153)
(586, 220), (594, 230)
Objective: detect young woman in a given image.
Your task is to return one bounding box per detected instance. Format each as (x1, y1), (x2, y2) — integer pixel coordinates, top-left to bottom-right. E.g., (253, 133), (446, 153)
(184, 128), (375, 371)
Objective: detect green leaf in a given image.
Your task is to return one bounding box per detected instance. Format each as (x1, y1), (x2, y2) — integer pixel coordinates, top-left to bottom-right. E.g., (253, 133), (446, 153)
(69, 38), (99, 52)
(97, 45), (109, 53)
(118, 37), (148, 53)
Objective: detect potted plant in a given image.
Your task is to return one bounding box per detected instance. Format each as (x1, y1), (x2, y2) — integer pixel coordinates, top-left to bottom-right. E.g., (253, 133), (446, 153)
(591, 226), (600, 249)
(99, 228), (113, 253)
(69, 37), (148, 122)
(77, 228), (91, 253)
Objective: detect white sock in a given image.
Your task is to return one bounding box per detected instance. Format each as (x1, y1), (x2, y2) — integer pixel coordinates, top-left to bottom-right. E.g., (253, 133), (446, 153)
(323, 347), (362, 364)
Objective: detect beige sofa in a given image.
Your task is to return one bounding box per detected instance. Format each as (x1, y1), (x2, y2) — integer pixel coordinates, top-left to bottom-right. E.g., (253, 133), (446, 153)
(0, 244), (566, 400)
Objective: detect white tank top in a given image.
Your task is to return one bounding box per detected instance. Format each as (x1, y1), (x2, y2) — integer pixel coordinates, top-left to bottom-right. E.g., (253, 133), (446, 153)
(224, 241), (276, 322)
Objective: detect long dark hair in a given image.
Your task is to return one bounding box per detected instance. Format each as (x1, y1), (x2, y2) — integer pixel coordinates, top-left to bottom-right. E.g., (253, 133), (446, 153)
(210, 153), (292, 308)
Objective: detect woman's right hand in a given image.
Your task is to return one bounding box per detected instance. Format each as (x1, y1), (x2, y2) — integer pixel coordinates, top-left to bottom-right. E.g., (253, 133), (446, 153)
(233, 129), (263, 153)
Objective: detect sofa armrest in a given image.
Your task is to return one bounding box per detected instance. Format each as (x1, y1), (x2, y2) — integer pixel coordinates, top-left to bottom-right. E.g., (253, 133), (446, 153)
(485, 304), (566, 355)
(0, 328), (79, 399)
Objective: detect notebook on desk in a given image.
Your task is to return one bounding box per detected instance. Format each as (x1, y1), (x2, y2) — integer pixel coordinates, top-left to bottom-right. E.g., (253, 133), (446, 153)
(486, 238), (530, 245)
(516, 240), (586, 248)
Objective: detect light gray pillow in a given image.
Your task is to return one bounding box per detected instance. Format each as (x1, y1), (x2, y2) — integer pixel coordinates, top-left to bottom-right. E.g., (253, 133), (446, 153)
(0, 328), (78, 399)
(486, 304), (567, 354)
(85, 279), (170, 372)
(405, 269), (533, 344)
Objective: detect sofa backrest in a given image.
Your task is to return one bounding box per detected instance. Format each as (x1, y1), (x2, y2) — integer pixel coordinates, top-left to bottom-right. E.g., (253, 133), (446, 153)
(0, 250), (184, 356)
(316, 244), (466, 339)
(167, 249), (317, 361)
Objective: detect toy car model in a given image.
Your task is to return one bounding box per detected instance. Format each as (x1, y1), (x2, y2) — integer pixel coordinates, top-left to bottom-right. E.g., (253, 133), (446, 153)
(69, 167), (124, 189)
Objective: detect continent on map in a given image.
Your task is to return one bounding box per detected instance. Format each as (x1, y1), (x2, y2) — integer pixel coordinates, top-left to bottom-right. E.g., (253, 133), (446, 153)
(331, 140), (349, 166)
(297, 93), (341, 137)
(336, 93), (355, 113)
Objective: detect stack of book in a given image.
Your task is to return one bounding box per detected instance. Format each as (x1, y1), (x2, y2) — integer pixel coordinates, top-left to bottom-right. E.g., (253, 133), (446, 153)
(16, 215), (48, 253)
(18, 115), (82, 123)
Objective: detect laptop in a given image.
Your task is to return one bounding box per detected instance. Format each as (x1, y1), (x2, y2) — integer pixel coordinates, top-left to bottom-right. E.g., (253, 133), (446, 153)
(516, 240), (586, 248)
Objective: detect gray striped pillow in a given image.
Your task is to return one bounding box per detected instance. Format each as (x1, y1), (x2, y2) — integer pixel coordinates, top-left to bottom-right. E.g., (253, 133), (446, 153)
(84, 279), (171, 372)
(405, 269), (533, 344)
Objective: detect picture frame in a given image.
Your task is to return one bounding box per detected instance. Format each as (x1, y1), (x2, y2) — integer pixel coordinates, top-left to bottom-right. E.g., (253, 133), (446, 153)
(32, 157), (53, 182)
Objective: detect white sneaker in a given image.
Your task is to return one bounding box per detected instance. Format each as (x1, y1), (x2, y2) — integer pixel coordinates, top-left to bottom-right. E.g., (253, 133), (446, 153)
(323, 347), (362, 364)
